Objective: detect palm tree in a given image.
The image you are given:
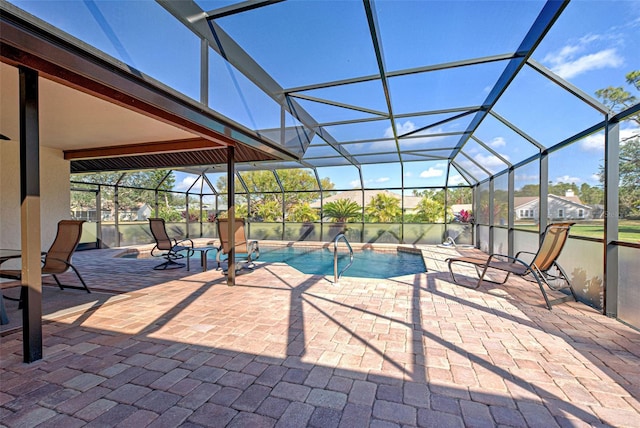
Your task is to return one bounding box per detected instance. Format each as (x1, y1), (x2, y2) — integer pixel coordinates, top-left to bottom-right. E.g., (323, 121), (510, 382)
(365, 193), (401, 223)
(323, 198), (361, 222)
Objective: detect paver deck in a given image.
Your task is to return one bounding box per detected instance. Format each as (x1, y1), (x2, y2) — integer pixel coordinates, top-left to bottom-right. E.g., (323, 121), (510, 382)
(1, 244), (639, 427)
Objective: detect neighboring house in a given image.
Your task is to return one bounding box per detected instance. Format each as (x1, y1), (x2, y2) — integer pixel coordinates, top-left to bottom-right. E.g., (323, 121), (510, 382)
(117, 202), (153, 221)
(310, 190), (422, 214)
(514, 190), (592, 221)
(136, 203), (152, 221)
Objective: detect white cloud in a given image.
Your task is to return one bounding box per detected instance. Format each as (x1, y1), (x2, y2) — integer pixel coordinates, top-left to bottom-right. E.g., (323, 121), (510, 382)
(591, 173), (602, 183)
(473, 153), (506, 169)
(351, 177), (389, 187)
(515, 173), (539, 181)
(384, 120), (418, 139)
(579, 127), (638, 152)
(175, 176), (197, 191)
(581, 133), (604, 151)
(386, 120), (448, 141)
(579, 34), (602, 45)
(555, 175), (581, 184)
(490, 137), (506, 148)
(621, 127), (640, 142)
(449, 175), (467, 185)
(551, 49), (623, 79)
(419, 167), (444, 178)
(546, 44), (580, 63)
(392, 121), (417, 137)
(543, 30), (624, 79)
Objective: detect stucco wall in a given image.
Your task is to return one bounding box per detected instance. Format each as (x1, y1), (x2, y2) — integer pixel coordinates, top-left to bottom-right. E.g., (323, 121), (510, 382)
(0, 141), (70, 250)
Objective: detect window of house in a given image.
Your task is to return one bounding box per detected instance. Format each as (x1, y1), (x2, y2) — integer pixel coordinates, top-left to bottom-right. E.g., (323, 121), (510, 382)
(520, 209), (535, 218)
(578, 209), (584, 218)
(558, 209), (564, 218)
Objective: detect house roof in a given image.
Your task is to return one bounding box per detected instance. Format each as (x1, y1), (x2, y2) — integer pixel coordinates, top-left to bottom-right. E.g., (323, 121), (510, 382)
(514, 197), (538, 208)
(0, 7), (292, 174)
(514, 194), (592, 210)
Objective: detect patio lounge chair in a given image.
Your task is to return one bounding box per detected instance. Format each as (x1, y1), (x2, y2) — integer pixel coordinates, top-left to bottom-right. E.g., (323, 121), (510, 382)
(148, 218), (194, 270)
(216, 218), (259, 273)
(446, 222), (577, 310)
(0, 220), (91, 308)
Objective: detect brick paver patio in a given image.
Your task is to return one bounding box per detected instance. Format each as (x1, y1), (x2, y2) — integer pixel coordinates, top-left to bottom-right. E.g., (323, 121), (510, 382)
(1, 244), (639, 427)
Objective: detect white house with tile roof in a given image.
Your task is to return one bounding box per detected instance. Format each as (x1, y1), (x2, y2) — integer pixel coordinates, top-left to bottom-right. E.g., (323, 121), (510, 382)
(514, 190), (593, 221)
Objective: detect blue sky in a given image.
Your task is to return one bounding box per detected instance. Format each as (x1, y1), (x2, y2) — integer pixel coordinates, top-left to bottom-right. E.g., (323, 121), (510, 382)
(10, 0), (640, 194)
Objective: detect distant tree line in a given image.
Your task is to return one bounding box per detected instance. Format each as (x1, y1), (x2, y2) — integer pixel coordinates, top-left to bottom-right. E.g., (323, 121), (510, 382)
(596, 70), (639, 218)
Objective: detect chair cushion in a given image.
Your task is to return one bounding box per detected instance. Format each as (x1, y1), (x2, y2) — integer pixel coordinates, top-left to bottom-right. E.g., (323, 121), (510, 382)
(486, 260), (529, 276)
(448, 256), (529, 276)
(448, 256), (489, 265)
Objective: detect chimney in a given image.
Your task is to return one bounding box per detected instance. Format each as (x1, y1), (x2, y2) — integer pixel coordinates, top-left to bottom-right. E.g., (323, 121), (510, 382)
(565, 189), (574, 197)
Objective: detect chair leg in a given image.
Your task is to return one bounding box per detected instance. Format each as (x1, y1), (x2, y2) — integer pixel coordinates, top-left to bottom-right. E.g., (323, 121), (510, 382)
(447, 259), (510, 289)
(52, 274), (64, 290)
(52, 265), (91, 293)
(447, 259), (482, 289)
(530, 270), (553, 310)
(153, 258), (185, 270)
(534, 263), (576, 310)
(554, 262), (578, 302)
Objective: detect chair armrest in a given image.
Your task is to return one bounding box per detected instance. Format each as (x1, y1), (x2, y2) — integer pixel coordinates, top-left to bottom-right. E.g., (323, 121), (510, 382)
(216, 242), (226, 262)
(174, 239), (194, 257)
(485, 253), (533, 272)
(176, 238), (194, 248)
(515, 250), (536, 257)
(42, 256), (73, 274)
(45, 256), (72, 265)
(150, 244), (162, 257)
(0, 251), (46, 267)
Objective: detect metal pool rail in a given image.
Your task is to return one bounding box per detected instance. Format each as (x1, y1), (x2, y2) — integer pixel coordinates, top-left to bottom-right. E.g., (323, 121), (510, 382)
(333, 233), (354, 285)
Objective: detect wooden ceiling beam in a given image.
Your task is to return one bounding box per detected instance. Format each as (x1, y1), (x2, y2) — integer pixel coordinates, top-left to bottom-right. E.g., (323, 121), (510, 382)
(64, 137), (231, 160)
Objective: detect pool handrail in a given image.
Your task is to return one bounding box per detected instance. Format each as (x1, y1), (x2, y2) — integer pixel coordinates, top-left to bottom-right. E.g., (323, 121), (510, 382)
(333, 233), (354, 285)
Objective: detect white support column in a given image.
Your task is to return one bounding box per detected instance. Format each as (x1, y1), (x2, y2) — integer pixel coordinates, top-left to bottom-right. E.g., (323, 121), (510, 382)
(604, 119), (620, 316)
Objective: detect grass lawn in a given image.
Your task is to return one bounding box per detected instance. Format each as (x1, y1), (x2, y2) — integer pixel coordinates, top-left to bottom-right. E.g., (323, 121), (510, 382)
(514, 220), (640, 242)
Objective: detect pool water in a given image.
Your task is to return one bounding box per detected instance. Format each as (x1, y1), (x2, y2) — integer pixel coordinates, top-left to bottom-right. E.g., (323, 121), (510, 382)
(125, 246), (426, 279)
(247, 246), (425, 279)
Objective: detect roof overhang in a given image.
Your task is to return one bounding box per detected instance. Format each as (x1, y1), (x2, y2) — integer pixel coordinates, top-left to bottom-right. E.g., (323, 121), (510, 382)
(0, 4), (297, 173)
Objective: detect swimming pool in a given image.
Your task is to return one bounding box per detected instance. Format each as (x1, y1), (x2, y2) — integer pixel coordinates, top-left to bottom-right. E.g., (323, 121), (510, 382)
(258, 246), (426, 279)
(124, 245), (426, 279)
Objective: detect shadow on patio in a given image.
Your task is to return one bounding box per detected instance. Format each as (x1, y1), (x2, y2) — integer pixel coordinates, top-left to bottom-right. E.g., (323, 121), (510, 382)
(1, 246), (639, 427)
